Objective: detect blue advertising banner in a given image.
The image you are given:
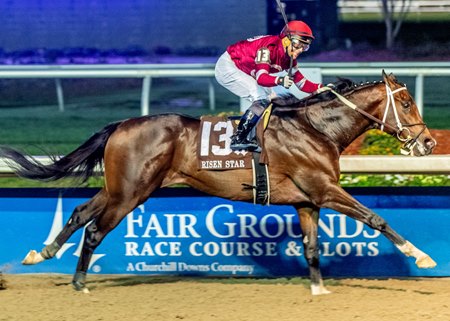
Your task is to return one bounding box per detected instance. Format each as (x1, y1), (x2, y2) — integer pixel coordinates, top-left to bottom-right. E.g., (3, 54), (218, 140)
(0, 187), (449, 277)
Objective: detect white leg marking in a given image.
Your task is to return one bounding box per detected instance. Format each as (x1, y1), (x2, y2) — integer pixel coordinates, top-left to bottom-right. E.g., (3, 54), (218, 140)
(311, 281), (332, 296)
(22, 250), (45, 265)
(396, 241), (437, 268)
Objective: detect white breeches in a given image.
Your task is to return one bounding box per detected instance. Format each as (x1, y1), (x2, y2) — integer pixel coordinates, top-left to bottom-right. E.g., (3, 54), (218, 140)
(215, 52), (287, 103)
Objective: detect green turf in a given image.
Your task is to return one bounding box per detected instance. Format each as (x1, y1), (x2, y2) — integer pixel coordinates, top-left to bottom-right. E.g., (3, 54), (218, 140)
(0, 78), (240, 154)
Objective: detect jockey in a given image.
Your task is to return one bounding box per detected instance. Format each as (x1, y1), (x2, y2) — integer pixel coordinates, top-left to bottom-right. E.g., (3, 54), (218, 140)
(215, 20), (323, 151)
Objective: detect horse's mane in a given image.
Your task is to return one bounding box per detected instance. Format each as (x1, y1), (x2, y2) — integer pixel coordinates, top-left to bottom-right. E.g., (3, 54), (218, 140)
(271, 78), (385, 109)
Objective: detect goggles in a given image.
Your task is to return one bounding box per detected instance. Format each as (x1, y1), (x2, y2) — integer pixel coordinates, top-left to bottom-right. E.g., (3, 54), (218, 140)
(291, 36), (311, 52)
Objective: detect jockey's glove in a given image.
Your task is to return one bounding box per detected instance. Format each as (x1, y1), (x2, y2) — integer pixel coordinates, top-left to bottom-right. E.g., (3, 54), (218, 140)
(315, 83), (336, 94)
(277, 75), (294, 89)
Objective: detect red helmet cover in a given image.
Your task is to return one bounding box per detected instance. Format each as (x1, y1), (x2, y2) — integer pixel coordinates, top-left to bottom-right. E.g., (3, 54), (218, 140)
(281, 20), (314, 40)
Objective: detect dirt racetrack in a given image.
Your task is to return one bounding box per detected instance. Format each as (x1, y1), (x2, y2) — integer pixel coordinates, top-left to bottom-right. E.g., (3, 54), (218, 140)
(1, 274), (450, 321)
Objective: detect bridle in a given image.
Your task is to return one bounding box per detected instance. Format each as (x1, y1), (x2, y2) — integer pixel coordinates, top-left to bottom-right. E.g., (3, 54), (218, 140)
(380, 85), (427, 155)
(317, 84), (428, 155)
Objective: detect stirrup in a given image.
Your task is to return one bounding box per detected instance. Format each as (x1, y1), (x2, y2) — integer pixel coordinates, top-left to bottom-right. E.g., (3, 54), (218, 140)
(230, 139), (260, 152)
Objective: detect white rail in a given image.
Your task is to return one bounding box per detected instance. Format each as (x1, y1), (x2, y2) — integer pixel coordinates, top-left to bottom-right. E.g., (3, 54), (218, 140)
(338, 0), (450, 13)
(0, 155), (449, 175)
(0, 62), (449, 116)
(339, 155), (450, 174)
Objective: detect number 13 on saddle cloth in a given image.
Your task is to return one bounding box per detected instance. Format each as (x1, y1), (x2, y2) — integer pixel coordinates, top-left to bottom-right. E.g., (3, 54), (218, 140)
(197, 106), (272, 170)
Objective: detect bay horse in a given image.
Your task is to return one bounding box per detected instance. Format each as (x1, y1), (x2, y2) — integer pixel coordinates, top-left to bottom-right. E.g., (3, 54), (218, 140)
(0, 71), (437, 295)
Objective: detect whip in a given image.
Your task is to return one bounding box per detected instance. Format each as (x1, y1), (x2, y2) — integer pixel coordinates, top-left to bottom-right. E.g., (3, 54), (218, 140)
(275, 0), (294, 77)
(275, 0), (289, 27)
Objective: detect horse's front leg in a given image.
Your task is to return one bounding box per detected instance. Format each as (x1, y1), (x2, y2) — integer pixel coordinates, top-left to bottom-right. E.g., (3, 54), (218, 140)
(317, 184), (436, 268)
(296, 204), (331, 295)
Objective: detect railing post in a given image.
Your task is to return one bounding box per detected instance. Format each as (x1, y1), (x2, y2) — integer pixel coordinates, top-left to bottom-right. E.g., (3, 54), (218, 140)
(208, 78), (215, 112)
(415, 73), (424, 116)
(141, 76), (152, 116)
(55, 79), (64, 112)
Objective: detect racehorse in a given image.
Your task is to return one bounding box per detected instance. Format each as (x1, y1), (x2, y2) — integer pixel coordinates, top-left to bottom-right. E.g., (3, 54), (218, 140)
(0, 71), (437, 295)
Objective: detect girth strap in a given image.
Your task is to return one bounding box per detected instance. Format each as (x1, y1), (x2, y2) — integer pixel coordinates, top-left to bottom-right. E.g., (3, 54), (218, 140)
(242, 152), (270, 205)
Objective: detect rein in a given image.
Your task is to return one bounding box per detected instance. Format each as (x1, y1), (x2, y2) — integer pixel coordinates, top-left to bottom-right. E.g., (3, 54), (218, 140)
(317, 86), (398, 132)
(317, 84), (427, 155)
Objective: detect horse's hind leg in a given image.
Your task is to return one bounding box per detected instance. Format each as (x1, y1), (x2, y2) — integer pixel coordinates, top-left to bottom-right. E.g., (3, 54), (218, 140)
(71, 198), (139, 292)
(22, 189), (108, 265)
(296, 204), (331, 295)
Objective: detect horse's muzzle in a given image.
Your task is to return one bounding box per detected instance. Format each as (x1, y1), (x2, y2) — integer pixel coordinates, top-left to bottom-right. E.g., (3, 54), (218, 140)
(413, 137), (436, 156)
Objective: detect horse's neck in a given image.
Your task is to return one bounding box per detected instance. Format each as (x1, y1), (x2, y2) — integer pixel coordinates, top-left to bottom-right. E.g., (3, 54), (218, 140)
(305, 87), (384, 152)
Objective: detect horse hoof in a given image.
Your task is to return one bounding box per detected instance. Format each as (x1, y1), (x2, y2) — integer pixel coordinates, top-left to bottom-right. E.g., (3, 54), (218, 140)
(74, 286), (90, 294)
(22, 250), (45, 265)
(72, 281), (90, 293)
(311, 284), (332, 295)
(416, 255), (437, 268)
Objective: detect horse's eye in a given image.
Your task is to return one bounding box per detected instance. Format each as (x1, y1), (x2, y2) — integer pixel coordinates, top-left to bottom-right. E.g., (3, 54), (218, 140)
(402, 101), (411, 110)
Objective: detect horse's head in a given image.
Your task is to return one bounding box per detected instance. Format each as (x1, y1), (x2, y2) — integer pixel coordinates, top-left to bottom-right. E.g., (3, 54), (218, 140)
(380, 70), (436, 156)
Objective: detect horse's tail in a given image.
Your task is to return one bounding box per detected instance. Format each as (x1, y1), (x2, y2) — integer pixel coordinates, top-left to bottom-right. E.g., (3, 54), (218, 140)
(0, 121), (122, 182)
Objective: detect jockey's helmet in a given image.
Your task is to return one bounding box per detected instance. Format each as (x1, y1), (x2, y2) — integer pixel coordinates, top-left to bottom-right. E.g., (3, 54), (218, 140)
(280, 20), (314, 54)
(280, 20), (314, 45)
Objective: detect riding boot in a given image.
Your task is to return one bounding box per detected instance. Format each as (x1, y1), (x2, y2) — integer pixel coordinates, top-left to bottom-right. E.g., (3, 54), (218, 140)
(230, 108), (262, 151)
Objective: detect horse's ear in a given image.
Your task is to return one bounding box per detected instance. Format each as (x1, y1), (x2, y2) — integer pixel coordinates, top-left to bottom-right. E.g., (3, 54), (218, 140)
(382, 70), (396, 86)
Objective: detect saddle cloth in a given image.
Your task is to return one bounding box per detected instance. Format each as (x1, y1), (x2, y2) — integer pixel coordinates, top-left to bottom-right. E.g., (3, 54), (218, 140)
(197, 106), (272, 170)
(198, 116), (252, 170)
(197, 112), (271, 205)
